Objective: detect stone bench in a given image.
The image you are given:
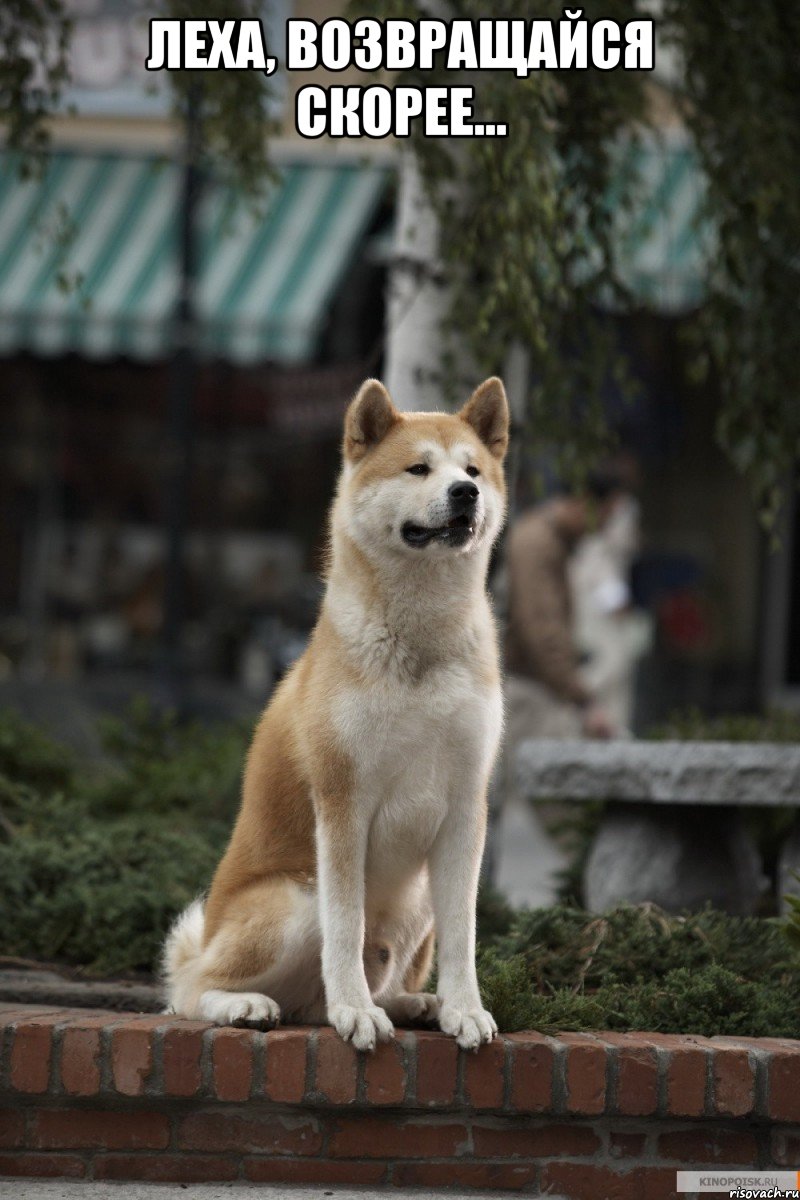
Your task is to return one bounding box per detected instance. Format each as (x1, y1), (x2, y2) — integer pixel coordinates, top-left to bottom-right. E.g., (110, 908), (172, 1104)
(516, 740), (800, 914)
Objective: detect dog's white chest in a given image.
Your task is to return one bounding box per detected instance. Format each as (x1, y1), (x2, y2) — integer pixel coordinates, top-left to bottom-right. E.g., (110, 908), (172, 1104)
(332, 662), (501, 887)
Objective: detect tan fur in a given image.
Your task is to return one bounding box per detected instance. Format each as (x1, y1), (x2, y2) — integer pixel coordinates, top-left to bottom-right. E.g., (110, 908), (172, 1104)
(403, 928), (436, 993)
(164, 377), (509, 1050)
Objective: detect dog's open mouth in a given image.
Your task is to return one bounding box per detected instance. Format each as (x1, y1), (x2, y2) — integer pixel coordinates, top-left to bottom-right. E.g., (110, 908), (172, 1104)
(401, 513), (476, 548)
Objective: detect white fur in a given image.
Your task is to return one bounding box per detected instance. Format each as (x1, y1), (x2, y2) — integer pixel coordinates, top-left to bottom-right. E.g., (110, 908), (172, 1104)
(314, 430), (504, 1048)
(163, 398), (506, 1051)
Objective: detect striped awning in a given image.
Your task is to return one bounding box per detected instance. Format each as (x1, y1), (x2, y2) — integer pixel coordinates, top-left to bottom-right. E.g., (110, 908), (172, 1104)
(0, 152), (389, 363)
(611, 133), (711, 313)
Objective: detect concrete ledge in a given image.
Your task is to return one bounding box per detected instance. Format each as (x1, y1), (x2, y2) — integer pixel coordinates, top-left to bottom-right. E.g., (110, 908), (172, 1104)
(2, 1004), (800, 1195)
(516, 740), (800, 806)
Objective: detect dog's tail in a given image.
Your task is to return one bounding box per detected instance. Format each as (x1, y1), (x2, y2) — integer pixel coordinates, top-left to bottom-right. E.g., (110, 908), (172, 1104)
(161, 898), (206, 1014)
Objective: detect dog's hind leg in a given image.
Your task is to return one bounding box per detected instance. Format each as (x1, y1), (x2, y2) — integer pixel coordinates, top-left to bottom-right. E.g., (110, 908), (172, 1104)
(382, 926), (439, 1025)
(368, 876), (438, 1025)
(198, 988), (281, 1028)
(165, 876), (321, 1027)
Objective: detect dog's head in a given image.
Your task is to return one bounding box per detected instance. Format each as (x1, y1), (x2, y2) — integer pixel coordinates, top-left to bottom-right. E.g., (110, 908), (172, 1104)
(336, 377), (509, 562)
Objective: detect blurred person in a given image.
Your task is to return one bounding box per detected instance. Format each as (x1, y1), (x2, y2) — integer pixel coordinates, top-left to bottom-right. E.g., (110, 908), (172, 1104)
(488, 470), (628, 908)
(570, 489), (653, 733)
(503, 469), (627, 744)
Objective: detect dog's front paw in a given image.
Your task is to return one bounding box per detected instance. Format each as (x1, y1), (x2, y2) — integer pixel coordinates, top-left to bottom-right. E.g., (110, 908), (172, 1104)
(438, 1001), (497, 1050)
(329, 1003), (394, 1051)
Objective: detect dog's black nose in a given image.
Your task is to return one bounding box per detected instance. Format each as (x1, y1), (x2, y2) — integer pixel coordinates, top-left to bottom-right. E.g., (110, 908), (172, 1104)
(448, 480), (479, 508)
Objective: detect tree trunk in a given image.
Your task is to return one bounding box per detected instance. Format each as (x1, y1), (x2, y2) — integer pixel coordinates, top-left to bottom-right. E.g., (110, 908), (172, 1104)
(384, 150), (452, 412)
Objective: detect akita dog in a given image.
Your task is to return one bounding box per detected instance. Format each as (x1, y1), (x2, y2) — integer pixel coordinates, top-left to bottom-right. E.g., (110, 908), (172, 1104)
(163, 376), (509, 1051)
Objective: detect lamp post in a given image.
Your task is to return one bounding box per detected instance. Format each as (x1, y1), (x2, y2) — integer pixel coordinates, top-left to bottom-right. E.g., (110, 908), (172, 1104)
(160, 82), (203, 714)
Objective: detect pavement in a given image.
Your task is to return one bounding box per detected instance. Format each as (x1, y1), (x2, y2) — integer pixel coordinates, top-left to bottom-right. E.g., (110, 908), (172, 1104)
(0, 1184), (538, 1200)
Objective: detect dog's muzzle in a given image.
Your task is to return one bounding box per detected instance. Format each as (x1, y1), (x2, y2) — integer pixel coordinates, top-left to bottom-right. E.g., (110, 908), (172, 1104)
(401, 482), (480, 548)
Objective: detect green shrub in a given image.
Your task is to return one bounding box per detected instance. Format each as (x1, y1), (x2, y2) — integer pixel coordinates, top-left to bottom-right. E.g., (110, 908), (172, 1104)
(475, 902), (800, 1037)
(89, 697), (248, 820)
(0, 810), (226, 974)
(648, 706), (800, 743)
(0, 701), (246, 975)
(0, 707), (74, 791)
(2, 705), (800, 1039)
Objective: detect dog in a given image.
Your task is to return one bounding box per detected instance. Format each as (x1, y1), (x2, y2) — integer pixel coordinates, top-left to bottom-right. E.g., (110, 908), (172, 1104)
(163, 376), (509, 1051)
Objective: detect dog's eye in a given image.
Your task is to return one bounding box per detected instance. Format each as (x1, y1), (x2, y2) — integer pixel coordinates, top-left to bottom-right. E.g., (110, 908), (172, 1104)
(406, 463), (430, 476)
(466, 465), (480, 478)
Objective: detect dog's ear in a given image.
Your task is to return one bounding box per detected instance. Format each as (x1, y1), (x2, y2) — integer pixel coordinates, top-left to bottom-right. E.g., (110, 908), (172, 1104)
(459, 377), (509, 460)
(344, 379), (400, 462)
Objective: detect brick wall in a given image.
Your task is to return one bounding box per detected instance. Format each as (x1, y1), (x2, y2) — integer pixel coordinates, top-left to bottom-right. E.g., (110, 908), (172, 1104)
(1, 1004), (799, 1197)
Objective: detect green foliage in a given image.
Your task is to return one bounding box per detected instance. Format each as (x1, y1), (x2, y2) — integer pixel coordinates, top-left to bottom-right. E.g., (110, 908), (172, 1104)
(475, 881), (516, 941)
(366, 0), (646, 484)
(492, 903), (795, 990)
(1, 0), (275, 196)
(649, 706), (800, 744)
(6, 2), (798, 512)
(90, 696), (247, 820)
(0, 0), (71, 165)
(0, 707), (74, 791)
(163, 0), (278, 198)
(0, 804), (223, 974)
(0, 702), (247, 974)
(363, 1), (800, 516)
(3, 706), (800, 1037)
(476, 902), (800, 1037)
(662, 0), (800, 529)
(785, 874), (800, 955)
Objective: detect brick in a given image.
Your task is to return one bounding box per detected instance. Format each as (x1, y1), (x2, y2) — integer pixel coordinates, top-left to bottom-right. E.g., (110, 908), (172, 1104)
(641, 1166), (684, 1200)
(713, 1035), (792, 1051)
(245, 1158), (387, 1185)
(562, 1033), (606, 1116)
(658, 1127), (758, 1165)
(0, 1106), (25, 1148)
(263, 1028), (308, 1103)
(508, 1033), (555, 1113)
(162, 1022), (207, 1097)
(329, 1116), (467, 1159)
(0, 1153), (86, 1178)
(393, 1161), (538, 1190)
(771, 1130), (800, 1167)
(111, 1025), (154, 1096)
(603, 1034), (658, 1116)
(60, 1027), (102, 1097)
(712, 1048), (755, 1117)
(177, 1110), (322, 1156)
(541, 1163), (641, 1200)
(314, 1028), (358, 1104)
(414, 1031), (458, 1106)
(463, 1035), (505, 1109)
(31, 1109), (169, 1151)
(633, 1027), (710, 1118)
(473, 1120), (600, 1159)
(769, 1049), (800, 1122)
(0, 1006), (65, 1026)
(10, 1016), (62, 1093)
(211, 1027), (254, 1102)
(609, 1130), (648, 1159)
(95, 1154), (239, 1183)
(363, 1034), (407, 1105)
(666, 1044), (708, 1117)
